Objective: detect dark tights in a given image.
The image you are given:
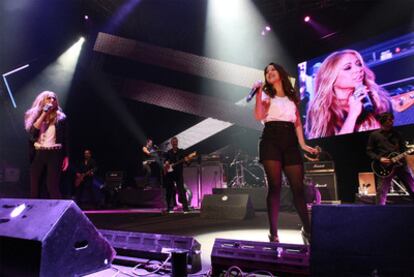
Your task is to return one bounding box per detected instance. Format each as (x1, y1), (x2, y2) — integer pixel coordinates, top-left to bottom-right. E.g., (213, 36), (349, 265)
(262, 160), (310, 237)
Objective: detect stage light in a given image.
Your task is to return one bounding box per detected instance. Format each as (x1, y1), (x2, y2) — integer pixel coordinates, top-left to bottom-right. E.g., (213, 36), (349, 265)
(261, 30), (266, 36)
(16, 37), (85, 108)
(304, 16), (311, 23)
(265, 26), (271, 31)
(84, 15), (89, 20)
(57, 36), (85, 68)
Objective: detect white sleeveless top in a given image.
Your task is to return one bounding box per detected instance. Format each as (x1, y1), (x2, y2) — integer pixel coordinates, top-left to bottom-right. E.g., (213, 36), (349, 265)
(262, 93), (297, 123)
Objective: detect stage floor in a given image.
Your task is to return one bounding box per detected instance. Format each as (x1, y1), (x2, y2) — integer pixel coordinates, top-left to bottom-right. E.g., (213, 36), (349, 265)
(84, 208), (304, 276)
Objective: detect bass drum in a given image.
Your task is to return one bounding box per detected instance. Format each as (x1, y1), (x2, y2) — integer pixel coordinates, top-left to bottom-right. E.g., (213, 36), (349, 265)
(244, 163), (267, 187)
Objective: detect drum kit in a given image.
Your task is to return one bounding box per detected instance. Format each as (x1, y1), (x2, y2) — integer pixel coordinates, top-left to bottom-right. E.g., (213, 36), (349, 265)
(227, 150), (267, 188)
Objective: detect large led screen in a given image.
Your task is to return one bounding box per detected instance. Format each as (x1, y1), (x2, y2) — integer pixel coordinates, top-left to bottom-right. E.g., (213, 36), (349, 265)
(298, 32), (414, 139)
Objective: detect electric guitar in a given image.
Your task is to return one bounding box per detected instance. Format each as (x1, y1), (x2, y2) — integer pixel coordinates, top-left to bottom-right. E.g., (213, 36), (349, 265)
(164, 151), (197, 175)
(371, 148), (414, 178)
(391, 90), (414, 113)
(74, 169), (94, 187)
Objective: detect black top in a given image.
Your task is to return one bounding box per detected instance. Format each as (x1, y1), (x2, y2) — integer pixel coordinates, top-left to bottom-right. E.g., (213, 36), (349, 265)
(79, 158), (97, 174)
(143, 146), (158, 161)
(366, 129), (406, 161)
(164, 148), (186, 173)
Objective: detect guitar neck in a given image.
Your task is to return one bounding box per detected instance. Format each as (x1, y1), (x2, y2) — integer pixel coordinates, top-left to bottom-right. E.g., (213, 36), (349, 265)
(391, 149), (414, 163)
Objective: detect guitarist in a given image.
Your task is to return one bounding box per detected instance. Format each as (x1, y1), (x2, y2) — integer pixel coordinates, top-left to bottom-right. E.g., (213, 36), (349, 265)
(142, 138), (160, 187)
(366, 112), (414, 205)
(74, 149), (98, 206)
(163, 137), (191, 213)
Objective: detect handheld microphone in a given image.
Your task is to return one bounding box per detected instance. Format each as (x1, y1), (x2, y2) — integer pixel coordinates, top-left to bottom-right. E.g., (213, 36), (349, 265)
(355, 84), (374, 113)
(43, 103), (53, 113)
(246, 87), (259, 103)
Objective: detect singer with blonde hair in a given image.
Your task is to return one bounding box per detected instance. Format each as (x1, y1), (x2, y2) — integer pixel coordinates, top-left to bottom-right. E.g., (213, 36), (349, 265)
(305, 49), (391, 139)
(25, 91), (69, 198)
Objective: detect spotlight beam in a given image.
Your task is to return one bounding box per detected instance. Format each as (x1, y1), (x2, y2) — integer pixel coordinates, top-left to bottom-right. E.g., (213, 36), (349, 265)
(1, 64), (30, 108)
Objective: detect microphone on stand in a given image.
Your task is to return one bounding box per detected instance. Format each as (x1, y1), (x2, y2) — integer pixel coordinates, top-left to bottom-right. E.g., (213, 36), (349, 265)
(355, 84), (374, 112)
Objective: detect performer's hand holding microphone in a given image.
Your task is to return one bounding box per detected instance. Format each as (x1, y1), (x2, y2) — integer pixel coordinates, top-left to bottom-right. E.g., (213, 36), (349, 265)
(43, 103), (54, 113)
(353, 84), (374, 113)
(246, 81), (263, 102)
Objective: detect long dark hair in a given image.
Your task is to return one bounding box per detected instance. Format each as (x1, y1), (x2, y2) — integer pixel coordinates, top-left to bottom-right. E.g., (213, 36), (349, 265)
(263, 63), (299, 105)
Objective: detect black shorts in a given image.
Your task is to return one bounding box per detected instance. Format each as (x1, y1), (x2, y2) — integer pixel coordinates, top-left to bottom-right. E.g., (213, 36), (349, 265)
(259, 121), (303, 166)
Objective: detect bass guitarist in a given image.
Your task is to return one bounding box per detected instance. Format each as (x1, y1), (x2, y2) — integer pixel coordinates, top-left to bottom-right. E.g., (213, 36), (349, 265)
(74, 149), (98, 206)
(163, 137), (193, 213)
(366, 112), (414, 205)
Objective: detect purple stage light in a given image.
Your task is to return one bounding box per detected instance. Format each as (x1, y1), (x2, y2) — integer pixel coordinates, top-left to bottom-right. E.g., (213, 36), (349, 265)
(265, 26), (271, 31)
(304, 16), (311, 23)
(84, 15), (89, 20)
(261, 30), (266, 36)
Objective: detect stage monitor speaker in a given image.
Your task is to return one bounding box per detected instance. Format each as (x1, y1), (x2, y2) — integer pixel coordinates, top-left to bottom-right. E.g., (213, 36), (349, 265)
(311, 205), (414, 276)
(358, 172), (376, 195)
(305, 173), (338, 201)
(200, 194), (255, 220)
(211, 238), (309, 276)
(99, 229), (201, 274)
(212, 188), (267, 211)
(117, 186), (165, 208)
(0, 198), (115, 277)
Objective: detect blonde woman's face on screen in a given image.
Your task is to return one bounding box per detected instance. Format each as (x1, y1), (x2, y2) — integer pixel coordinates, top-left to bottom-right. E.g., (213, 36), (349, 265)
(265, 65), (280, 85)
(333, 54), (364, 91)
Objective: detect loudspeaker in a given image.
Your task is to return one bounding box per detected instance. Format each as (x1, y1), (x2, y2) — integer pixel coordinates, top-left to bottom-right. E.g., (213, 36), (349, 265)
(117, 186), (165, 208)
(305, 173), (337, 201)
(212, 188), (267, 211)
(200, 194), (255, 220)
(99, 229), (201, 274)
(311, 205), (414, 276)
(183, 164), (225, 208)
(0, 198), (115, 277)
(211, 238), (309, 276)
(358, 172), (376, 195)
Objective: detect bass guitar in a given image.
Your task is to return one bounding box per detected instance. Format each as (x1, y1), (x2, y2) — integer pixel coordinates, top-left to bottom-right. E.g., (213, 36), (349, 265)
(74, 169), (94, 187)
(164, 151), (197, 175)
(371, 148), (414, 178)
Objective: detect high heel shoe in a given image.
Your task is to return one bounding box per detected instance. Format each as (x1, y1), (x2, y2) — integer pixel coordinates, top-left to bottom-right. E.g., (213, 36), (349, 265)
(268, 233), (279, 243)
(301, 227), (311, 245)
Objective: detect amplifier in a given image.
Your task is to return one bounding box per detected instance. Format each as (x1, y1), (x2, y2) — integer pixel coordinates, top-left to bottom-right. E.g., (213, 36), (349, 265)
(304, 161), (335, 173)
(201, 154), (221, 163)
(305, 173), (338, 201)
(211, 238), (309, 276)
(105, 171), (124, 182)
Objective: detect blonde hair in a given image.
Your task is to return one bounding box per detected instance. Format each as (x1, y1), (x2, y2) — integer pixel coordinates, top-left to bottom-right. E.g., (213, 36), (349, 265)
(24, 91), (66, 131)
(305, 49), (391, 139)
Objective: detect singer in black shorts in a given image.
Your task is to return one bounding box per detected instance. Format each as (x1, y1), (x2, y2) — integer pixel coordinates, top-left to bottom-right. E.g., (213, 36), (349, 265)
(253, 63), (317, 244)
